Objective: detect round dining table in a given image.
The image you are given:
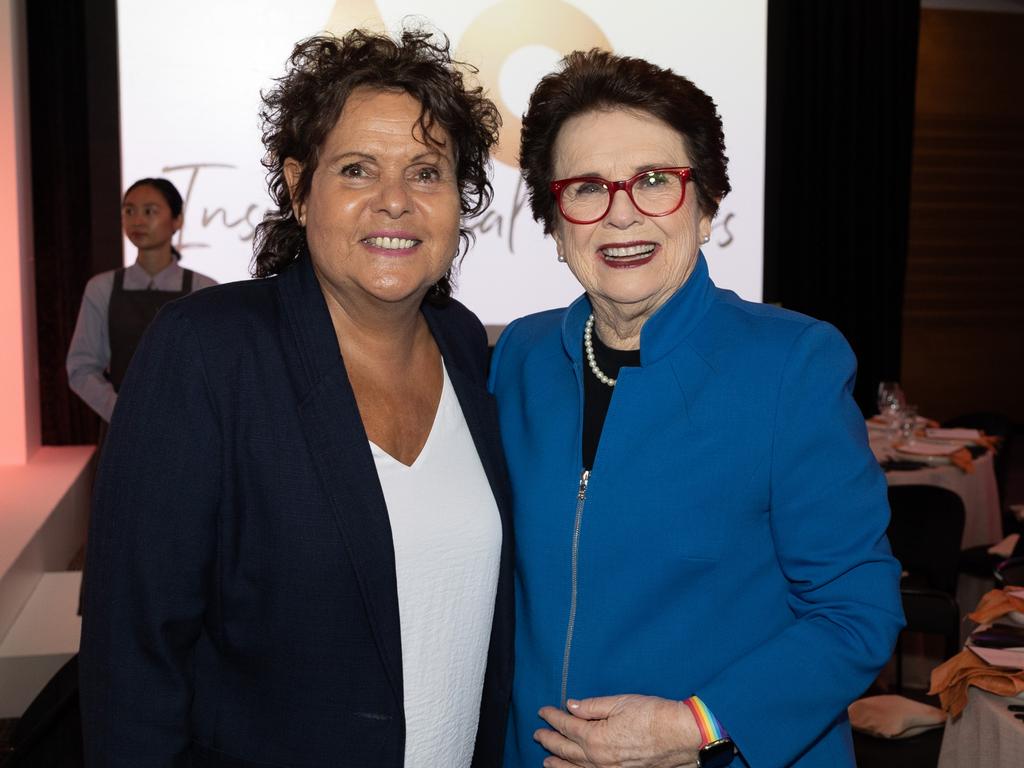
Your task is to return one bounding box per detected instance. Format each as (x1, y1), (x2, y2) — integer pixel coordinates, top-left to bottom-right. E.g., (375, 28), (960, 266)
(936, 676), (1024, 767)
(869, 429), (1002, 549)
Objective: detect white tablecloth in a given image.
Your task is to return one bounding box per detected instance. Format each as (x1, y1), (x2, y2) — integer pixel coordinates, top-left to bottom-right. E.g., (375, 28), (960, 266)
(870, 432), (1002, 548)
(937, 687), (1024, 768)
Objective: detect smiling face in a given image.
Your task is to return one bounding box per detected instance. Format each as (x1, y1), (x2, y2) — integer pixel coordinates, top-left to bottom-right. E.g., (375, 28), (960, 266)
(121, 184), (182, 252)
(285, 88), (461, 313)
(551, 108), (712, 330)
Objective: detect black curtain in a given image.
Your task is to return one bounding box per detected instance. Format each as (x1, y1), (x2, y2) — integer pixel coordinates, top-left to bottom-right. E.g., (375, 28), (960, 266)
(28, 0), (121, 444)
(764, 0), (920, 415)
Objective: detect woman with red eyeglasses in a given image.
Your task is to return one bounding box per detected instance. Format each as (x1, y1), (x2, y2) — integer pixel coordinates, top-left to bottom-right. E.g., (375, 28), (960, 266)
(489, 50), (904, 768)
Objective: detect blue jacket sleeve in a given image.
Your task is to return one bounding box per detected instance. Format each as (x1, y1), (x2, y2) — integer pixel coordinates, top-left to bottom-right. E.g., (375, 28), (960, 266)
(696, 321), (905, 768)
(79, 304), (222, 766)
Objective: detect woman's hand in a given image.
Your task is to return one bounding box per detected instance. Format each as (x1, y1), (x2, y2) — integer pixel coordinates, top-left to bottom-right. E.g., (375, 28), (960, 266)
(534, 694), (702, 768)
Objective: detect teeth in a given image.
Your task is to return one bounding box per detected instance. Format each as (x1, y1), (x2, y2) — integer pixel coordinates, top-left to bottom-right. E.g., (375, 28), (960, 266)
(601, 244), (656, 259)
(366, 236), (417, 249)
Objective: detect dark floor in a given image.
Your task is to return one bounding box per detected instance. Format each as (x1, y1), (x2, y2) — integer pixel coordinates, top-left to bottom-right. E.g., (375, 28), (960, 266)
(0, 718), (16, 759)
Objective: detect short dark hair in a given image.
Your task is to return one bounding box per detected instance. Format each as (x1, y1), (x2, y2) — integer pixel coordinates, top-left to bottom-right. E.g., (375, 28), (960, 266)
(124, 178), (183, 218)
(252, 29), (501, 303)
(520, 49), (731, 234)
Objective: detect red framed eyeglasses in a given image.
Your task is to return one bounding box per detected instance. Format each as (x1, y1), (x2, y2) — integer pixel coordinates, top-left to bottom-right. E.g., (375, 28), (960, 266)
(550, 166), (693, 224)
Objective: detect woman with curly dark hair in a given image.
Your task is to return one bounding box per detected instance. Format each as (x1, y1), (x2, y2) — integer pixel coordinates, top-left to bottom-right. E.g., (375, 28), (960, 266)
(490, 50), (902, 768)
(80, 29), (511, 767)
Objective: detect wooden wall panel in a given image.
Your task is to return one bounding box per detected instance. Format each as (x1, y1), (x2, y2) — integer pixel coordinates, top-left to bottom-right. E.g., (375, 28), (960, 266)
(901, 9), (1024, 423)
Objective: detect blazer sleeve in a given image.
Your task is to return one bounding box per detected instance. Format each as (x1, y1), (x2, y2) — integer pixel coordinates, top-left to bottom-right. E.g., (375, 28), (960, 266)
(696, 321), (905, 768)
(79, 303), (222, 766)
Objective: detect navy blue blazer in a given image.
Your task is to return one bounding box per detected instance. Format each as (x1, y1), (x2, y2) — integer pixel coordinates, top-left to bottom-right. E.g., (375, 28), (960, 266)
(79, 255), (514, 767)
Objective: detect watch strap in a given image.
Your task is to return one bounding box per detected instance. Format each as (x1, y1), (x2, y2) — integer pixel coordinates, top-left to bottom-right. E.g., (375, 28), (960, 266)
(684, 695), (728, 745)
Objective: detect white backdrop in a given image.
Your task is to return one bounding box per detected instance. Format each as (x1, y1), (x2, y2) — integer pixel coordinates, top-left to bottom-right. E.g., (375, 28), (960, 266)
(117, 0), (767, 325)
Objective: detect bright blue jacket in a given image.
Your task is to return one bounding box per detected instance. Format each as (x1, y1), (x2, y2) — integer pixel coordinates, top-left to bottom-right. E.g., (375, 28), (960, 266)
(489, 255), (904, 767)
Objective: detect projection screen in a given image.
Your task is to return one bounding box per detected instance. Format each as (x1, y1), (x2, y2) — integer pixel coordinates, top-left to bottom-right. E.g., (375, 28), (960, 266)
(117, 0), (767, 325)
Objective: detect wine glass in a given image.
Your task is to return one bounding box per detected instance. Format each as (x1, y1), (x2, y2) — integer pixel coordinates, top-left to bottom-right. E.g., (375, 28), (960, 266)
(898, 405), (919, 441)
(876, 381), (906, 421)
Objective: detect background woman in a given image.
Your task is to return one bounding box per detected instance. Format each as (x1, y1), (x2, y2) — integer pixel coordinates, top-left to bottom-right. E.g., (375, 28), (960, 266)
(490, 50), (903, 768)
(79, 29), (511, 767)
(66, 178), (216, 424)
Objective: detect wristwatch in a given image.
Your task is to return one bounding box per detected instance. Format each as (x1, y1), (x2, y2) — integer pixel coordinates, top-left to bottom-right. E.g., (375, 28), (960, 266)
(684, 696), (736, 768)
(696, 736), (736, 768)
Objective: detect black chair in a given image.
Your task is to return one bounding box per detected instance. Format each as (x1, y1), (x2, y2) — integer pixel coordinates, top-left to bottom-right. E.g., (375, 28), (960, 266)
(852, 588), (958, 768)
(853, 726), (944, 768)
(895, 587), (960, 692)
(886, 485), (966, 597)
(952, 413), (1021, 584)
(995, 556), (1024, 587)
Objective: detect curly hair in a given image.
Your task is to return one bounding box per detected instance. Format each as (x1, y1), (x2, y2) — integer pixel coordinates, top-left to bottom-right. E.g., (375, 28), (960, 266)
(520, 49), (731, 234)
(252, 29), (501, 304)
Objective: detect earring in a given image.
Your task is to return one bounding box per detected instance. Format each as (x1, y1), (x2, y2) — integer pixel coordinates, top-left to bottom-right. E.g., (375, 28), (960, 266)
(701, 233), (711, 244)
(557, 253), (567, 262)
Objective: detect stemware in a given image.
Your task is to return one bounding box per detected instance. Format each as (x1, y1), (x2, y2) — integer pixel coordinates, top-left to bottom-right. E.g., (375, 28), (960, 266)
(876, 381), (906, 420)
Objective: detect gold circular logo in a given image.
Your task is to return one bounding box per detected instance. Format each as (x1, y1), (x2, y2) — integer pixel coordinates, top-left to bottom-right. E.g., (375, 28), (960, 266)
(325, 0), (610, 167)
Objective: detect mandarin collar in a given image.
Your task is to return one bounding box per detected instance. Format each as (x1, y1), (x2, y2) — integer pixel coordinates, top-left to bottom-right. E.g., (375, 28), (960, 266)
(127, 259), (182, 282)
(560, 252), (716, 366)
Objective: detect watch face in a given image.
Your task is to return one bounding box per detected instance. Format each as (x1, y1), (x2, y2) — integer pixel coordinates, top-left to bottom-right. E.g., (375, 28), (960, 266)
(698, 738), (735, 768)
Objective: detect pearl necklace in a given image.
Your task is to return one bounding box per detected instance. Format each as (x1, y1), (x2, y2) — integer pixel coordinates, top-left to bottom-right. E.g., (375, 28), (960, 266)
(584, 314), (616, 387)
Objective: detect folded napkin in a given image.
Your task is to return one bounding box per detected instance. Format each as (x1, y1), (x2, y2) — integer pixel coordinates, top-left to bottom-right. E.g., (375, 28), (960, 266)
(988, 534), (1021, 559)
(949, 447), (975, 473)
(926, 428), (982, 440)
(928, 648), (1024, 717)
(973, 434), (1000, 452)
(967, 588), (1024, 625)
(923, 427), (999, 451)
(848, 695), (946, 738)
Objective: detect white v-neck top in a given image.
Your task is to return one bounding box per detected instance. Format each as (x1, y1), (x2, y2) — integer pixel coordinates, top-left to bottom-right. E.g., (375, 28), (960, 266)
(369, 364), (502, 768)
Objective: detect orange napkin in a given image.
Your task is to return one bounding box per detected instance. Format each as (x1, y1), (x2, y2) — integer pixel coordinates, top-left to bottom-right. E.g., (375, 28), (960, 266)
(968, 588), (1024, 624)
(928, 648), (1024, 717)
(950, 447), (975, 473)
(976, 434), (1000, 452)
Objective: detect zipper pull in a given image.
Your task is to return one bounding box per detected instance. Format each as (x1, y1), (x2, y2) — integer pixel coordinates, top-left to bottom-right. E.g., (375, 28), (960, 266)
(577, 469), (591, 500)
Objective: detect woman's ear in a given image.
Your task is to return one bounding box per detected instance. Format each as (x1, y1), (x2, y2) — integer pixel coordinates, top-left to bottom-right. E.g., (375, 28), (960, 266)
(699, 199), (721, 244)
(283, 158), (305, 225)
(551, 225), (567, 263)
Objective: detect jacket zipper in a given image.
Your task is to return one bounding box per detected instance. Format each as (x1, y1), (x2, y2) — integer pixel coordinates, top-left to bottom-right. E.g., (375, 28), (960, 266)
(560, 468), (590, 709)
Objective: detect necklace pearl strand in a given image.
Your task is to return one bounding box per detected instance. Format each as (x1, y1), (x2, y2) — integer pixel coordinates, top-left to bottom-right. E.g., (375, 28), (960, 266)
(584, 314), (616, 387)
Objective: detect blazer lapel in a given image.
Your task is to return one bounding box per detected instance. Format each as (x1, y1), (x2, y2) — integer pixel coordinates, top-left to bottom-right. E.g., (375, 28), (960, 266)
(275, 257), (404, 710)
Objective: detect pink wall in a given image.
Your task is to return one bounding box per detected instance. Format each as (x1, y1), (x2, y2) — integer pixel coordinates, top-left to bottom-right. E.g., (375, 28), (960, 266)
(0, 0), (40, 465)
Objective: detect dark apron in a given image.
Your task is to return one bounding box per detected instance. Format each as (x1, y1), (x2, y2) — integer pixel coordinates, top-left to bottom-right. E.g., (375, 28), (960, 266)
(107, 267), (194, 391)
(82, 268), (195, 616)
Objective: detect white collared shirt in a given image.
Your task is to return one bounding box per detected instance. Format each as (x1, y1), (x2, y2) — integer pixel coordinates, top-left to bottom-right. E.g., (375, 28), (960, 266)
(66, 261), (216, 422)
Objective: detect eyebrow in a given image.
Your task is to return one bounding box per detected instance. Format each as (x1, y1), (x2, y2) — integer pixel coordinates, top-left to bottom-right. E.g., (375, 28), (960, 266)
(326, 150), (451, 166)
(568, 163), (680, 179)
